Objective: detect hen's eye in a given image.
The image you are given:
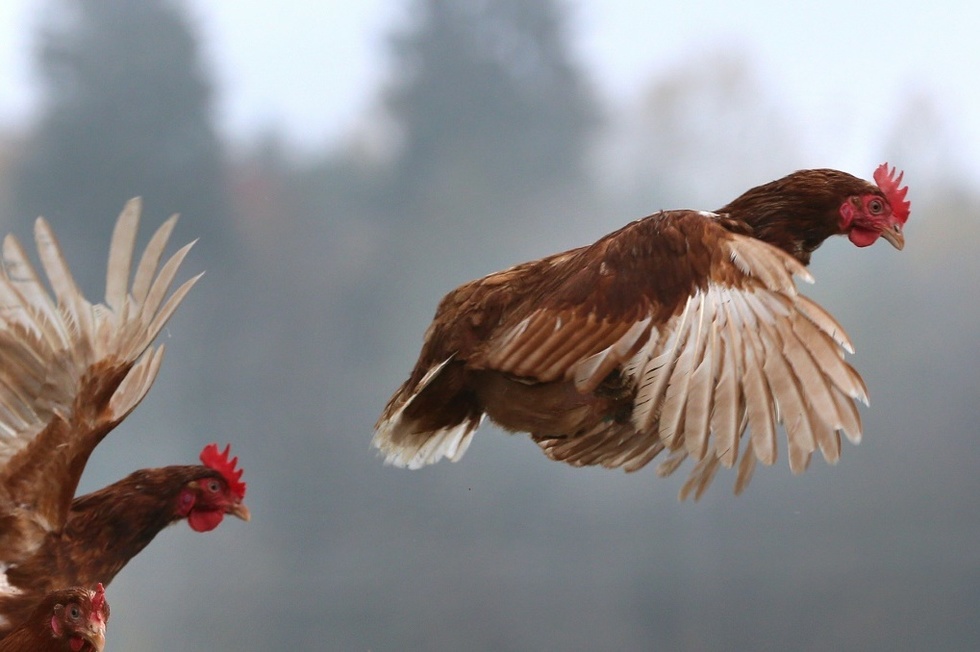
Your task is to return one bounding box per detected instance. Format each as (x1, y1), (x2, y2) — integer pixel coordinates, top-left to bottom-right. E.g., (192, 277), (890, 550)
(208, 480), (220, 492)
(868, 198), (884, 214)
(69, 605), (81, 620)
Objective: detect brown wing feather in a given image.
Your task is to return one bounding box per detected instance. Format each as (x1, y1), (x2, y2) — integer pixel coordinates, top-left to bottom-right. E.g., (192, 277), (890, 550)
(469, 212), (721, 380)
(0, 199), (198, 563)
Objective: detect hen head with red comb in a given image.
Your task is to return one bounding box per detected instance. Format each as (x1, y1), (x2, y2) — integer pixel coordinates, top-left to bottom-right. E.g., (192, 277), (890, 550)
(839, 162), (910, 249)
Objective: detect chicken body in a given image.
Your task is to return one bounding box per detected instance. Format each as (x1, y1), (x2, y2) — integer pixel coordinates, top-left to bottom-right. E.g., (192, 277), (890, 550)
(374, 165), (910, 499)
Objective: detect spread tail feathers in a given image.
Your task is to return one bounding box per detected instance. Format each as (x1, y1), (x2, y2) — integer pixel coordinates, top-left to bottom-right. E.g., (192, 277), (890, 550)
(372, 357), (481, 468)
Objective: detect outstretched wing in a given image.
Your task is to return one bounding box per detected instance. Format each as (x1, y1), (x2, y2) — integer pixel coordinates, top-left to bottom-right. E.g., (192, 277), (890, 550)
(489, 214), (867, 499)
(0, 198), (200, 559)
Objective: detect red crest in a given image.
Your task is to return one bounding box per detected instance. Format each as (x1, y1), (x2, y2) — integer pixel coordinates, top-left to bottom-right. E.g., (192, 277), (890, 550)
(873, 163), (910, 224)
(91, 583), (107, 622)
(200, 443), (247, 500)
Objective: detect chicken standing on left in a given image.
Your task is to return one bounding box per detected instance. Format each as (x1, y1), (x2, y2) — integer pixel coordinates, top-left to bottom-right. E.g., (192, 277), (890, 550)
(0, 200), (249, 636)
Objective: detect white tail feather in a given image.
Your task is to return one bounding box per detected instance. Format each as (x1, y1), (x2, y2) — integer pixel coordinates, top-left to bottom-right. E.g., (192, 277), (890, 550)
(372, 356), (481, 468)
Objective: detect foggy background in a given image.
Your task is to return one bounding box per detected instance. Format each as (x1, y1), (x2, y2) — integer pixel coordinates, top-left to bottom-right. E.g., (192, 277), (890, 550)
(0, 1), (978, 650)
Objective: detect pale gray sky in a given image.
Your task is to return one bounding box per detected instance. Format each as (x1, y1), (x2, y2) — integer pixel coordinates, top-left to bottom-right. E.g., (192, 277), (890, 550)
(2, 1), (977, 175)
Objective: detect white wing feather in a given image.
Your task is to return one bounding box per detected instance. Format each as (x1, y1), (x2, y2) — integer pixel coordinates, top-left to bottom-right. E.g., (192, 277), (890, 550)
(644, 234), (867, 497)
(0, 199), (199, 469)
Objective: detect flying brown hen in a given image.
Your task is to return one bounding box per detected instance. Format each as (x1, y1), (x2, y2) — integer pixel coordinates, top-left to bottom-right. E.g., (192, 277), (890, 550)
(374, 165), (910, 499)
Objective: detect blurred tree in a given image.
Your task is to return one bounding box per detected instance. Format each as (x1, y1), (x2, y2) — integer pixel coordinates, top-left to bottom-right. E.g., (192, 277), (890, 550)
(11, 0), (234, 282)
(10, 0), (244, 453)
(295, 0), (600, 392)
(599, 51), (800, 214)
(255, 0), (605, 385)
(883, 90), (967, 196)
(383, 0), (598, 228)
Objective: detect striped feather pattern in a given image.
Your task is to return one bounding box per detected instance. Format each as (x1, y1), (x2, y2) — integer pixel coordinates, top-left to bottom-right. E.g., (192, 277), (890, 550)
(582, 233), (869, 497)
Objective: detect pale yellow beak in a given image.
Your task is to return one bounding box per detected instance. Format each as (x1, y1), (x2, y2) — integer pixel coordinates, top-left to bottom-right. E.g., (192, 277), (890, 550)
(229, 501), (252, 522)
(90, 628), (106, 652)
(880, 223), (905, 250)
(78, 623), (106, 652)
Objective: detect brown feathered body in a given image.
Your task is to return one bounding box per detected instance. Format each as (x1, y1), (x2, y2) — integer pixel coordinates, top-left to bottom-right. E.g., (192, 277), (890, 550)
(0, 585), (108, 652)
(374, 167), (910, 499)
(0, 465), (246, 634)
(0, 201), (249, 635)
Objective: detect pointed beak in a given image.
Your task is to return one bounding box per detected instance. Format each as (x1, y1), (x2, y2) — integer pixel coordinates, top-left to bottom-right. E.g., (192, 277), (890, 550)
(75, 623), (106, 652)
(228, 501), (251, 522)
(879, 222), (905, 250)
(89, 627), (106, 652)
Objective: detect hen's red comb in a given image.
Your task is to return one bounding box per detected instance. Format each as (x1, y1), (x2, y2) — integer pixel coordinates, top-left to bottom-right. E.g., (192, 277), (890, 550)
(91, 583), (106, 620)
(873, 163), (910, 224)
(200, 443), (247, 500)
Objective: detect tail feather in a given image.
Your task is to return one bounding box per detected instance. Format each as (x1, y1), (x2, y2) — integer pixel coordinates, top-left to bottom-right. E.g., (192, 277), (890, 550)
(372, 418), (480, 469)
(372, 357), (481, 468)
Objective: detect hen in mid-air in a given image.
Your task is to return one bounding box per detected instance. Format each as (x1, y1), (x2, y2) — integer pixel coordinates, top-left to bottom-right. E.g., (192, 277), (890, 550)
(0, 584), (108, 652)
(374, 164), (910, 499)
(0, 201), (249, 633)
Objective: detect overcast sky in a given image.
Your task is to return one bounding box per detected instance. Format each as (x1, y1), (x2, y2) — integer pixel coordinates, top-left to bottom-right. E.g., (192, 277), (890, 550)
(2, 1), (978, 176)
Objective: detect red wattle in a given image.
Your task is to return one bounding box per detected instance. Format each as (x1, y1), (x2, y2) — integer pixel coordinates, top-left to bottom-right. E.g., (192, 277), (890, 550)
(188, 509), (224, 532)
(848, 227), (879, 247)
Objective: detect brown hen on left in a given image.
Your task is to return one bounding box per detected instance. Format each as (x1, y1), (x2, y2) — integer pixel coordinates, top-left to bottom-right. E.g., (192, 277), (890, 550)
(0, 201), (249, 636)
